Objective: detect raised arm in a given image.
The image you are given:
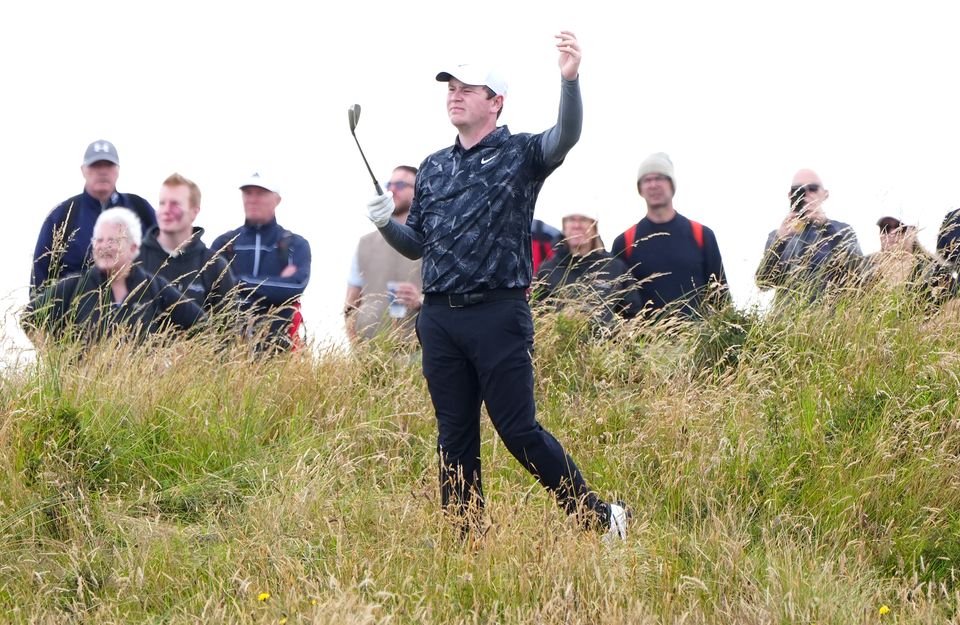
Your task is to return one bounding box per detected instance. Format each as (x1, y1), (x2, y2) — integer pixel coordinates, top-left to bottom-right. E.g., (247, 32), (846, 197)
(540, 31), (583, 168)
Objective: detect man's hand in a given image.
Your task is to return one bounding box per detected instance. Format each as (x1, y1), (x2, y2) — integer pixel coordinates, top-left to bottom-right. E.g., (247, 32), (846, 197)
(367, 193), (395, 228)
(556, 31), (581, 81)
(393, 281), (422, 311)
(802, 203), (828, 226)
(776, 212), (802, 239)
(280, 264), (297, 278)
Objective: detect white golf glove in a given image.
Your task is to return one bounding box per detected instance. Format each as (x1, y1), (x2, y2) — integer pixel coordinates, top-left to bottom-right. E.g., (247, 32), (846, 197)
(366, 193), (394, 228)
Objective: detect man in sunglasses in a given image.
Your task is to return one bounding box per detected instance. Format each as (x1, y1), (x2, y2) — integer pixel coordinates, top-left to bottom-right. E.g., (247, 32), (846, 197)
(344, 165), (422, 343)
(756, 168), (862, 299)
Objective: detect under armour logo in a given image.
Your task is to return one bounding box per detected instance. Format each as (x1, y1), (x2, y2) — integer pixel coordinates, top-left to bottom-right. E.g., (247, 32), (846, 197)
(92, 142), (112, 153)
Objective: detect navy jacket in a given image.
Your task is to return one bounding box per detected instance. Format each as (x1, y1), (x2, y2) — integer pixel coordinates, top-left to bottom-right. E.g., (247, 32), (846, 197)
(937, 208), (960, 265)
(210, 218), (311, 319)
(611, 213), (728, 317)
(32, 189), (157, 292)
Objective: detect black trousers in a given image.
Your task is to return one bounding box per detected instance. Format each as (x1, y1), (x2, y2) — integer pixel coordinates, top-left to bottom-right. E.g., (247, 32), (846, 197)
(417, 297), (603, 522)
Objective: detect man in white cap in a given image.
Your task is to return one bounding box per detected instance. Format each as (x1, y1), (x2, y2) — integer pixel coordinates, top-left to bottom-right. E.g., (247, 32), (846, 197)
(363, 32), (629, 541)
(755, 168), (861, 299)
(211, 172), (311, 350)
(31, 139), (156, 294)
(611, 152), (728, 317)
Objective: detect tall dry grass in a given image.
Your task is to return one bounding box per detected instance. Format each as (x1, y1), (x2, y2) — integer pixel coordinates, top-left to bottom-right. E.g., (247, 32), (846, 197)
(1, 281), (960, 623)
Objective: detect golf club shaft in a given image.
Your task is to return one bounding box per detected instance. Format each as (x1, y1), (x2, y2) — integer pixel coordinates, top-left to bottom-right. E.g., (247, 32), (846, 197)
(351, 133), (383, 195)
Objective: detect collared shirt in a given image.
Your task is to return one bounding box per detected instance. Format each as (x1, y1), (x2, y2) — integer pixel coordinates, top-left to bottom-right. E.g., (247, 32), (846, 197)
(407, 126), (559, 294)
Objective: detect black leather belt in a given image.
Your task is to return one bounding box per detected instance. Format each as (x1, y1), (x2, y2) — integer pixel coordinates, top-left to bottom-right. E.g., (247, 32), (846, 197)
(424, 288), (527, 308)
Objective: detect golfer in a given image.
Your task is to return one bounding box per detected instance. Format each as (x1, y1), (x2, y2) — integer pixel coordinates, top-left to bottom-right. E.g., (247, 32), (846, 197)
(366, 31), (627, 539)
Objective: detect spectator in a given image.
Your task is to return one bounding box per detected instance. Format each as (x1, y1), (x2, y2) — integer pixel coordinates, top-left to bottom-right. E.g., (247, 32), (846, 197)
(23, 208), (204, 343)
(611, 152), (728, 317)
(344, 165), (422, 343)
(756, 168), (862, 300)
(535, 208), (642, 326)
(936, 208), (960, 266)
(139, 173), (237, 314)
(531, 218), (562, 274)
(864, 216), (953, 303)
(32, 140), (156, 294)
(211, 172), (311, 350)
(366, 33), (629, 540)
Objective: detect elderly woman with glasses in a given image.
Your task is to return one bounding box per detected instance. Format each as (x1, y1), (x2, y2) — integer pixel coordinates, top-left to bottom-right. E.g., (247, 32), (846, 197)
(23, 207), (205, 343)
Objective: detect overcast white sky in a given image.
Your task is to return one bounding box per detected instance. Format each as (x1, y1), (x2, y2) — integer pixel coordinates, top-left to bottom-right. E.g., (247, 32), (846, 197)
(2, 1), (958, 357)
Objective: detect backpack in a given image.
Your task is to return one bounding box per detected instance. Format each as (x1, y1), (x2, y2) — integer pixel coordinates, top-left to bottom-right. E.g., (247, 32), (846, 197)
(531, 219), (562, 274)
(622, 219), (703, 261)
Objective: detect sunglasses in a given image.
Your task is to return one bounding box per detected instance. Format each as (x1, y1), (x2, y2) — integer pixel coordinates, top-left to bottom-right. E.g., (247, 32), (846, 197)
(386, 180), (412, 191)
(789, 183), (821, 196)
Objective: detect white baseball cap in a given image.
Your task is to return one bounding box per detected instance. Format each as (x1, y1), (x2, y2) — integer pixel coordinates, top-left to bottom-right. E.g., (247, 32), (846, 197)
(238, 171), (280, 194)
(436, 64), (508, 97)
(562, 208), (600, 222)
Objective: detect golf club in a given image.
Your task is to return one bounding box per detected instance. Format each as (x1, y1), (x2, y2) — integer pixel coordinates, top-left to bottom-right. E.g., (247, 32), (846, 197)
(347, 104), (383, 195)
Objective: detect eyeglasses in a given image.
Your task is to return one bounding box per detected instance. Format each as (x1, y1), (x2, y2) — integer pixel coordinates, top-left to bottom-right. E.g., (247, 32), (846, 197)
(91, 236), (128, 246)
(640, 174), (670, 185)
(789, 183), (821, 196)
(386, 180), (412, 191)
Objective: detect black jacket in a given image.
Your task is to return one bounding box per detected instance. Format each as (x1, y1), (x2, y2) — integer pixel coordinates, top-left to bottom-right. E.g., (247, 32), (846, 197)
(139, 227), (237, 313)
(24, 264), (205, 342)
(534, 245), (643, 324)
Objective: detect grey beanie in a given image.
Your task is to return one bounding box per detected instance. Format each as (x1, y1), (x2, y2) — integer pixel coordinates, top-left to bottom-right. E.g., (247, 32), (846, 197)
(636, 152), (675, 191)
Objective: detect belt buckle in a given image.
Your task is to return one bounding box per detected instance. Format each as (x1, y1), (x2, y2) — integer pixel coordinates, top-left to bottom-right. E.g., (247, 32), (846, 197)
(448, 294), (465, 308)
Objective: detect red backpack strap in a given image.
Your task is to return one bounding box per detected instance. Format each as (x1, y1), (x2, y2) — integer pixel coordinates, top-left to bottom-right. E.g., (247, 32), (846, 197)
(623, 224), (638, 260)
(690, 219), (703, 249)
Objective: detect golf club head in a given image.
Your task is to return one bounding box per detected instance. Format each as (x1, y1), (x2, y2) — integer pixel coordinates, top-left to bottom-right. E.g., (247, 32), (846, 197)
(348, 104), (361, 133)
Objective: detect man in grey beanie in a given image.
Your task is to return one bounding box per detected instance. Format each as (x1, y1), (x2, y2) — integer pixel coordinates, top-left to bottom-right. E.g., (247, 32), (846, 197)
(611, 152), (728, 317)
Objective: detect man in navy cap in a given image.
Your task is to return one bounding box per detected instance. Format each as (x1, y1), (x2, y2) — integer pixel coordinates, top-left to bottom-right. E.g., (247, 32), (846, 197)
(31, 140), (156, 294)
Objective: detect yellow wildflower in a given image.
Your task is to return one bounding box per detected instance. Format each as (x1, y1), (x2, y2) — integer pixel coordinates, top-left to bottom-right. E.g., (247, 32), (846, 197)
(257, 592), (271, 602)
(279, 618), (287, 624)
(879, 605), (890, 616)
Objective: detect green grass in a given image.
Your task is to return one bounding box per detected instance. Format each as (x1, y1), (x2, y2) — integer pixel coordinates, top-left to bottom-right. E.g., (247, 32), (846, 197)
(2, 286), (960, 623)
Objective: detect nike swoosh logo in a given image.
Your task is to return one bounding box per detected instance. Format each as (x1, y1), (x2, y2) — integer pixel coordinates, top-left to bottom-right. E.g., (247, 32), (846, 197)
(481, 155), (497, 165)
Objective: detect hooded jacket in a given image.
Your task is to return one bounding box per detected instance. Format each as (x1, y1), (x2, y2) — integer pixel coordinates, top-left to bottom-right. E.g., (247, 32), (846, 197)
(139, 227), (237, 313)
